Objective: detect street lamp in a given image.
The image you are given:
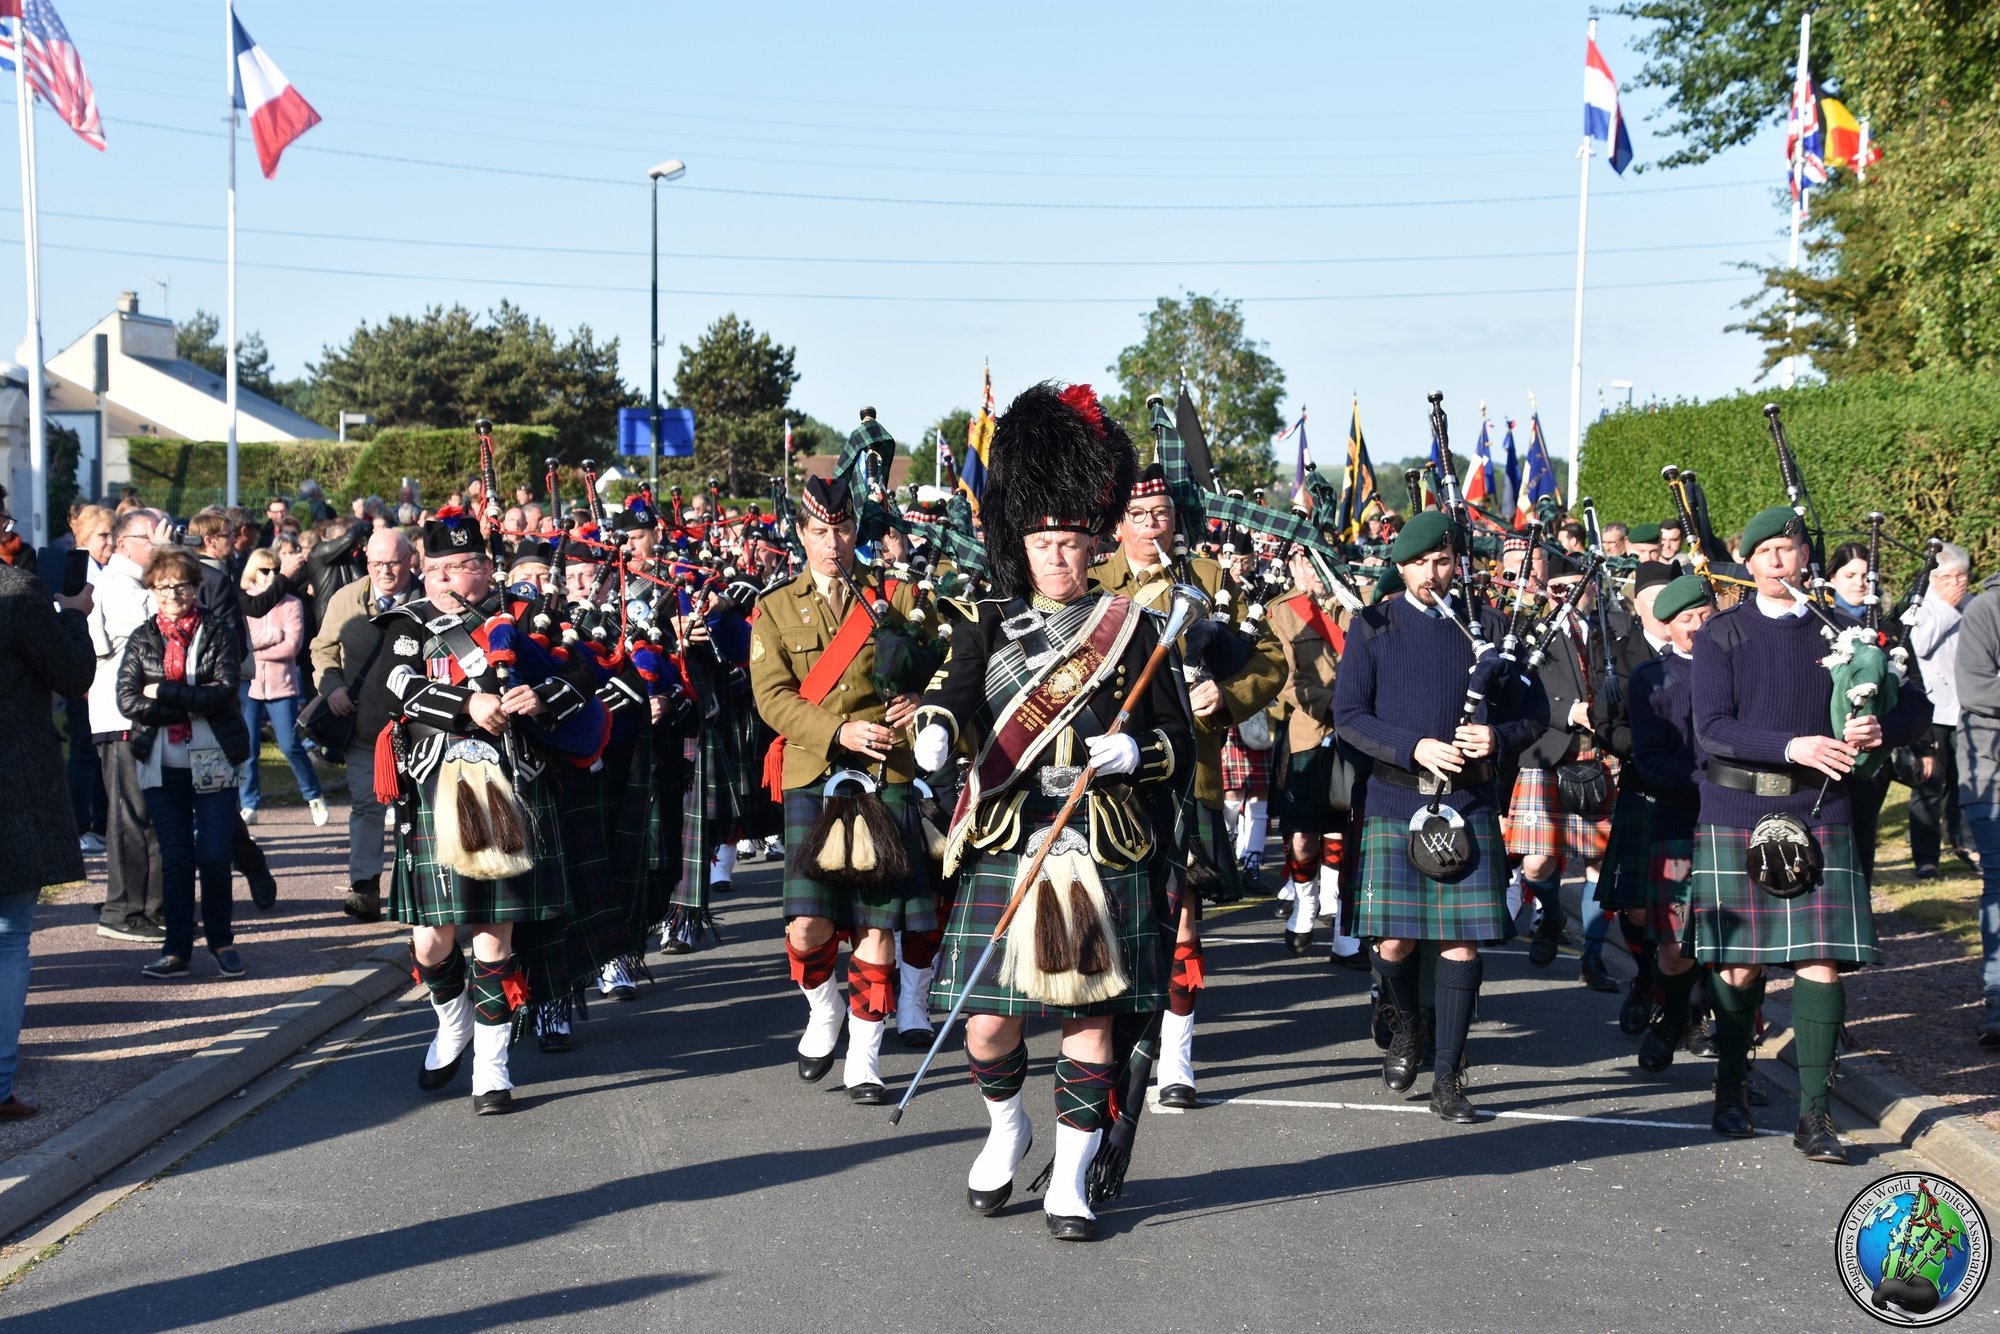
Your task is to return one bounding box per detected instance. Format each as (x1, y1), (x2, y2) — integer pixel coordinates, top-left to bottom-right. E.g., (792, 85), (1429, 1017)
(648, 158), (687, 491)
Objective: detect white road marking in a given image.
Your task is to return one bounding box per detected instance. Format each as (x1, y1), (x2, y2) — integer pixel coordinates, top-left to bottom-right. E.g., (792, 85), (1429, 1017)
(1215, 1094), (1790, 1136)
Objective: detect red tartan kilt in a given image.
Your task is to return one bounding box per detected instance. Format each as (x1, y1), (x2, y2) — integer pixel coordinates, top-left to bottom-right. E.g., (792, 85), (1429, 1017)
(1503, 761), (1618, 868)
(1221, 731), (1273, 794)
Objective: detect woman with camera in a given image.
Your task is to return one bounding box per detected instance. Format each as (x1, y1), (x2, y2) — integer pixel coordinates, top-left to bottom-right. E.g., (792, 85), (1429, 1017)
(117, 549), (254, 980)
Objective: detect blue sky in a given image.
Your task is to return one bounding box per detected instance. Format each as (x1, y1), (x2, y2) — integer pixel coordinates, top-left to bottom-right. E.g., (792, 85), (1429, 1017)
(4, 2), (1795, 478)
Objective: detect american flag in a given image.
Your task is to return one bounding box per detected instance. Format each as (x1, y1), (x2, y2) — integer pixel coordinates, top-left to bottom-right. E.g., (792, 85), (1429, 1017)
(0, 0), (105, 150)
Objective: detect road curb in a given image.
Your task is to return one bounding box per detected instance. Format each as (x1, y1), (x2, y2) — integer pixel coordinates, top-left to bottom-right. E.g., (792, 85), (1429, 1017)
(1558, 879), (2000, 1201)
(0, 948), (412, 1246)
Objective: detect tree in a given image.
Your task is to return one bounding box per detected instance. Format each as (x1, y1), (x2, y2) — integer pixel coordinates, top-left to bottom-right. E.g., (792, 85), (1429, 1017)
(175, 307), (292, 402)
(303, 301), (633, 458)
(1104, 292), (1287, 489)
(1620, 2), (2000, 377)
(668, 313), (800, 496)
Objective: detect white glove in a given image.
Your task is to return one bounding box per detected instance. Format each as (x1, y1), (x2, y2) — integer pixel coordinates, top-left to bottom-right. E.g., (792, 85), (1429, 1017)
(1085, 732), (1140, 777)
(914, 723), (951, 773)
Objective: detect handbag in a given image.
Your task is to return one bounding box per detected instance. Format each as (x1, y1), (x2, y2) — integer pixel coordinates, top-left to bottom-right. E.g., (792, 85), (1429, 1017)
(297, 623), (389, 754)
(189, 746), (239, 794)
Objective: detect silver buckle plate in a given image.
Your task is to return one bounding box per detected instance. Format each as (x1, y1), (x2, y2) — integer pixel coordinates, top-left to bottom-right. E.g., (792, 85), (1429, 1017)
(1417, 771), (1451, 797)
(1038, 765), (1082, 797)
(1753, 772), (1793, 797)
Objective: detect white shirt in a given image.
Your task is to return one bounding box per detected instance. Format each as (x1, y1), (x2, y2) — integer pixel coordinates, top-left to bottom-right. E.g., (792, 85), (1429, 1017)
(1755, 590), (1809, 619)
(1403, 590), (1454, 619)
(86, 550), (155, 735)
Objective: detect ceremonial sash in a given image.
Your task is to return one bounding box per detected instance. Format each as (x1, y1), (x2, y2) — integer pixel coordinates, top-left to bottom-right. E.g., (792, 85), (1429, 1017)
(946, 593), (1140, 845)
(762, 579), (899, 800)
(1277, 589), (1344, 655)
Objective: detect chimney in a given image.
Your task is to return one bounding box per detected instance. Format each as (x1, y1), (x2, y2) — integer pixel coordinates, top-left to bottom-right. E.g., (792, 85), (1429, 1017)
(117, 290), (139, 313)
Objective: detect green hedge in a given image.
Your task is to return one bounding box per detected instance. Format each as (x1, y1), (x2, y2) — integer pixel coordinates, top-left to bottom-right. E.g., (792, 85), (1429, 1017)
(128, 425), (561, 516)
(1577, 372), (2000, 580)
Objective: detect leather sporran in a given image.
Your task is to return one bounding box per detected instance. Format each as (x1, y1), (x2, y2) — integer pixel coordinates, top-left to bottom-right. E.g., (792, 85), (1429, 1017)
(1555, 758), (1611, 816)
(1745, 812), (1822, 899)
(1324, 741), (1362, 816)
(1406, 805), (1474, 883)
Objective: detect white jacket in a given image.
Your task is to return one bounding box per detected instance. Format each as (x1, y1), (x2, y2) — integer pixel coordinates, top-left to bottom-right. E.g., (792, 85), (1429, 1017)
(86, 551), (154, 736)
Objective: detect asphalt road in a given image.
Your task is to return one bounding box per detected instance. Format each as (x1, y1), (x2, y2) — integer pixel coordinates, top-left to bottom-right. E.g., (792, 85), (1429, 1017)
(2, 856), (1980, 1333)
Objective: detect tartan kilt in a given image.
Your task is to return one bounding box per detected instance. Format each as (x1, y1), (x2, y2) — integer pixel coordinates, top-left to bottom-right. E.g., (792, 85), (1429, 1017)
(516, 763), (635, 1002)
(1640, 835), (1695, 943)
(1276, 747), (1342, 835)
(388, 768), (570, 927)
(1221, 731), (1273, 796)
(1353, 812), (1511, 943)
(1503, 761), (1618, 868)
(1687, 822), (1877, 967)
(781, 783), (938, 933)
(675, 721), (742, 921)
(1594, 789), (1656, 911)
(930, 797), (1166, 1018)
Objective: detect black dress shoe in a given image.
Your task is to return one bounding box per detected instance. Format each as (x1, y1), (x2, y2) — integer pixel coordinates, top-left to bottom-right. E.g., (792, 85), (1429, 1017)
(1578, 952), (1620, 993)
(472, 1089), (514, 1116)
(418, 1051), (465, 1092)
(1619, 982), (1653, 1036)
(1382, 1024), (1421, 1093)
(537, 1027), (572, 1054)
(1045, 1213), (1097, 1242)
(1157, 1084), (1199, 1109)
(1684, 1023), (1720, 1059)
(1637, 1015), (1685, 1072)
(967, 1181), (1014, 1216)
(897, 1027), (934, 1050)
(1329, 949), (1371, 972)
(1273, 898), (1293, 919)
(1429, 1071), (1478, 1124)
(1793, 1110), (1848, 1163)
(1284, 930), (1312, 957)
(797, 1052), (836, 1082)
(848, 1083), (890, 1106)
(1711, 1086), (1755, 1138)
(1527, 906), (1566, 968)
(249, 874), (278, 911)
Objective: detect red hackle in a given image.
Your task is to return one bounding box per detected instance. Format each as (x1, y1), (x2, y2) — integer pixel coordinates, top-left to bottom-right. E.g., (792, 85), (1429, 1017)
(1058, 383), (1107, 437)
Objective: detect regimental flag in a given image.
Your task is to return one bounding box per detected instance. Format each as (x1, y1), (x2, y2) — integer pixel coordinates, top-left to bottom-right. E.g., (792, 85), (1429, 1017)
(1583, 32), (1634, 174)
(1516, 411), (1563, 525)
(231, 12), (320, 178)
(1279, 411), (1309, 510)
(1500, 419), (1521, 528)
(1462, 417), (1496, 511)
(958, 361), (994, 515)
(0, 0), (105, 150)
(1333, 398), (1381, 540)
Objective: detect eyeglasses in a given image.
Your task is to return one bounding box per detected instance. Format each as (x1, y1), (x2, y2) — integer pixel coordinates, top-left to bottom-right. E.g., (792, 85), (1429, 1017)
(367, 560), (407, 571)
(150, 582), (195, 595)
(436, 561), (488, 576)
(1123, 507), (1174, 527)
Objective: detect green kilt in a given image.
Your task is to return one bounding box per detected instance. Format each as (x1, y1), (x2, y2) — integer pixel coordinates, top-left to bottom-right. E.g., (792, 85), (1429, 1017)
(516, 761), (634, 1003)
(1641, 835), (1695, 943)
(1687, 822), (1876, 967)
(1276, 746), (1343, 835)
(1594, 789), (1656, 912)
(929, 795), (1166, 1018)
(388, 766), (570, 927)
(781, 782), (937, 932)
(1353, 812), (1510, 943)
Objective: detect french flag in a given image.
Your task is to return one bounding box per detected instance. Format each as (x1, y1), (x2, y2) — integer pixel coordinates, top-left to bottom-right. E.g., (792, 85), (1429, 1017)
(232, 12), (319, 178)
(1583, 35), (1634, 175)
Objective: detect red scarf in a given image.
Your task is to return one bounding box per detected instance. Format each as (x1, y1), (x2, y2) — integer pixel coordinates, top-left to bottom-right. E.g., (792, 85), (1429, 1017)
(157, 609), (201, 745)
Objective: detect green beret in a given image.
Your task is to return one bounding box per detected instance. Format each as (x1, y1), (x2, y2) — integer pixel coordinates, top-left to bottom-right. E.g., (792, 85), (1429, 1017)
(1652, 574), (1714, 623)
(1367, 563), (1404, 604)
(1389, 510), (1452, 564)
(1627, 521), (1663, 544)
(1740, 505), (1805, 556)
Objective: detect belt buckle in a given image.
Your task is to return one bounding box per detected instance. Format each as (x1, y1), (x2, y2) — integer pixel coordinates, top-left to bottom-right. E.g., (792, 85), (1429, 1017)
(1039, 765), (1082, 797)
(1417, 771), (1448, 797)
(1754, 772), (1790, 797)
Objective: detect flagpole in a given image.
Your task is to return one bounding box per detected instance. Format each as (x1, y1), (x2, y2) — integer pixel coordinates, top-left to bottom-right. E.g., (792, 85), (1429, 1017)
(15, 27), (47, 543)
(1784, 11), (1810, 391)
(1564, 21), (1597, 513)
(224, 0), (240, 508)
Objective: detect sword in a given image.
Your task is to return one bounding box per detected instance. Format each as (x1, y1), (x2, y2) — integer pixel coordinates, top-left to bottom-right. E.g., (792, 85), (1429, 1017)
(891, 581), (1210, 1125)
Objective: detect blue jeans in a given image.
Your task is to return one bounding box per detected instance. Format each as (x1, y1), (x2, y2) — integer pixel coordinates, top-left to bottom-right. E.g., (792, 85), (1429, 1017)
(149, 767), (238, 960)
(0, 889), (33, 1101)
(238, 687), (322, 809)
(1965, 802), (2000, 1002)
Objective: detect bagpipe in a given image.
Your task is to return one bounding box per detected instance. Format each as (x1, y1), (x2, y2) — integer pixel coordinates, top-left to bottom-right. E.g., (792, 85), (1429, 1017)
(1660, 464), (1752, 603)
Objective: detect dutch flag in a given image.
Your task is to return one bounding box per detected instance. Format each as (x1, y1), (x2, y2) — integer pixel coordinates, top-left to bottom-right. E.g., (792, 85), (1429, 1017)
(232, 11), (320, 178)
(1583, 35), (1634, 175)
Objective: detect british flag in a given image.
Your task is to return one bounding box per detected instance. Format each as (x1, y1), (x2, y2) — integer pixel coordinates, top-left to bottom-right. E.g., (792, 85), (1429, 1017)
(0, 0), (106, 151)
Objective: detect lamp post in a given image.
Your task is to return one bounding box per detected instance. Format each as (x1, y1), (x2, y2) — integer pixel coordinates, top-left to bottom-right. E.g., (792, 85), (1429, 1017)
(648, 158), (687, 491)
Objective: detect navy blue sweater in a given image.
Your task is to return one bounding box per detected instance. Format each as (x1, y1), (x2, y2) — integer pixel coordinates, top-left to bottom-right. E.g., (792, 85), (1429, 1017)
(1691, 600), (1931, 828)
(1333, 595), (1548, 822)
(1628, 652), (1701, 840)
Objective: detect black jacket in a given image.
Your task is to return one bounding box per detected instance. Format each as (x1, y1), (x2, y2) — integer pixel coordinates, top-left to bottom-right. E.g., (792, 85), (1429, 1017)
(0, 562), (96, 891)
(1588, 624), (1665, 762)
(116, 615), (254, 765)
(196, 557), (251, 661)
